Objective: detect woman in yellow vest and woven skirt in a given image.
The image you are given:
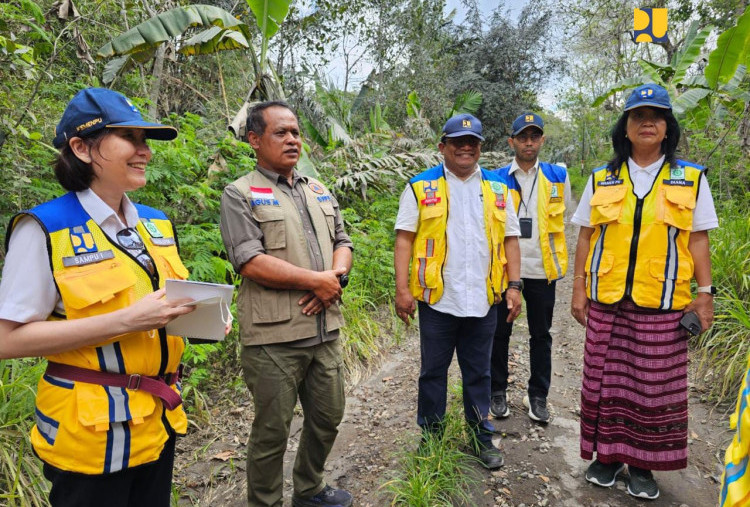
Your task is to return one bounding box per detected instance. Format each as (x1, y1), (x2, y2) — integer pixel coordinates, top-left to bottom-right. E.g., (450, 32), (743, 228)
(570, 83), (718, 500)
(0, 88), (198, 507)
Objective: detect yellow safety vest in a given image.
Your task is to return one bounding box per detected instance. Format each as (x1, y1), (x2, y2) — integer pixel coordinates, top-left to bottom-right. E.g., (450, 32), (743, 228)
(7, 192), (189, 475)
(496, 162), (568, 281)
(721, 354), (750, 507)
(408, 164), (509, 305)
(585, 160), (703, 310)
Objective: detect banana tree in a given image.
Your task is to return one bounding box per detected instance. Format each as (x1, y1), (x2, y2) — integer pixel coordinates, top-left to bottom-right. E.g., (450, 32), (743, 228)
(592, 6), (750, 123)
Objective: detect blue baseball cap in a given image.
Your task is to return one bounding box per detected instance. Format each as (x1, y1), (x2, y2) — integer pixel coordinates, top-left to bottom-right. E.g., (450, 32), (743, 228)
(624, 84), (672, 111)
(511, 113), (544, 136)
(442, 113), (484, 141)
(53, 88), (178, 148)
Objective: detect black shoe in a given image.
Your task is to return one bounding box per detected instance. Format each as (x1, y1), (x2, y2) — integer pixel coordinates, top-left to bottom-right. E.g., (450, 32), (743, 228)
(523, 395), (550, 423)
(490, 391), (510, 418)
(476, 444), (504, 469)
(292, 485), (353, 507)
(585, 459), (625, 487)
(627, 466), (660, 500)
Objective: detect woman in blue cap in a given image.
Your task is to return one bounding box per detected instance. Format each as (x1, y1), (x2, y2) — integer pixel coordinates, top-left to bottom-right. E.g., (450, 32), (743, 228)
(0, 88), (198, 506)
(569, 84), (718, 500)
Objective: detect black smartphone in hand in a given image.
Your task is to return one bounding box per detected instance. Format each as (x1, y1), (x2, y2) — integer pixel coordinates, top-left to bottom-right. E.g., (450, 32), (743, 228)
(680, 311), (702, 336)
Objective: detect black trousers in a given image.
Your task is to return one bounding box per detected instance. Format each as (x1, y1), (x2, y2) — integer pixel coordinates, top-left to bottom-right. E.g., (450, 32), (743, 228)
(417, 302), (497, 446)
(491, 278), (556, 399)
(43, 433), (176, 507)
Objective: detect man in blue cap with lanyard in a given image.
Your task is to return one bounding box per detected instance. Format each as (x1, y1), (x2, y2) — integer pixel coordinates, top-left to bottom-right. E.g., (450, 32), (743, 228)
(491, 113), (571, 424)
(394, 113), (522, 468)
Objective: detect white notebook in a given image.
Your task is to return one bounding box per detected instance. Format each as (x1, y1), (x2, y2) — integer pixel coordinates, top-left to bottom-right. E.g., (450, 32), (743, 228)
(165, 279), (234, 342)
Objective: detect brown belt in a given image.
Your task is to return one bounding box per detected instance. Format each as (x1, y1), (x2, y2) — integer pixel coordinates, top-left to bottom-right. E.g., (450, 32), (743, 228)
(45, 362), (183, 410)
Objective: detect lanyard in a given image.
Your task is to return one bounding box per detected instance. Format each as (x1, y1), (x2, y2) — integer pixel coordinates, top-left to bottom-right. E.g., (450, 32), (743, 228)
(515, 167), (539, 218)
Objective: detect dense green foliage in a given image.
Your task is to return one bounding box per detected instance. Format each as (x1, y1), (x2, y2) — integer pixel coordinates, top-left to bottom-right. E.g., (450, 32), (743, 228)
(0, 0), (748, 504)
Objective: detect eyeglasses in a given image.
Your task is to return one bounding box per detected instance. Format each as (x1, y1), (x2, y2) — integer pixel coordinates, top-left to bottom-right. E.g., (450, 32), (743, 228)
(514, 132), (543, 142)
(116, 228), (156, 276)
(444, 136), (481, 147)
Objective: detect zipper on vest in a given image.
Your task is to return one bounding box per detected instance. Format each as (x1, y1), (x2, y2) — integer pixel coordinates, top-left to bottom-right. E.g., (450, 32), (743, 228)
(109, 237), (168, 375)
(624, 197), (644, 298)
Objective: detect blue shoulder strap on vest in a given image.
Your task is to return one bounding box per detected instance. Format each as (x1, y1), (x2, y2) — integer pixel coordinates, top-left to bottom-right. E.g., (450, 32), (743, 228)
(539, 162), (567, 183)
(29, 192), (90, 234)
(134, 203), (168, 220)
(481, 167), (503, 182)
(410, 164), (445, 184)
(675, 159), (706, 172)
(591, 164), (608, 175)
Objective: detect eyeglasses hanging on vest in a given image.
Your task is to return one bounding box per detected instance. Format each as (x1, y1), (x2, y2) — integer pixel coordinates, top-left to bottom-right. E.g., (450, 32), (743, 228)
(116, 227), (156, 276)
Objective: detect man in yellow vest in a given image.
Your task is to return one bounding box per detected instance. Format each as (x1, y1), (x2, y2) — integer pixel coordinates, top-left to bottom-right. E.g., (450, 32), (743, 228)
(220, 102), (353, 507)
(394, 113), (522, 469)
(490, 113), (570, 424)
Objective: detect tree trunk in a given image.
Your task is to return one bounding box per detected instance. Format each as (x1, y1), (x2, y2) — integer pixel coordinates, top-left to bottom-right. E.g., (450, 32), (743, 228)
(148, 44), (166, 119)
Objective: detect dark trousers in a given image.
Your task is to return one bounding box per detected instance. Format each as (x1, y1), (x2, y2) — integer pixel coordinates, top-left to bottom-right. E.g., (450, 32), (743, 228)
(417, 302), (497, 445)
(43, 433), (175, 507)
(492, 278), (556, 399)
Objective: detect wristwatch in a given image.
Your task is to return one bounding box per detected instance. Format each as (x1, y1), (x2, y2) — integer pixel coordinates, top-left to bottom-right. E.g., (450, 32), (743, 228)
(507, 280), (524, 291)
(696, 285), (716, 295)
(339, 273), (349, 289)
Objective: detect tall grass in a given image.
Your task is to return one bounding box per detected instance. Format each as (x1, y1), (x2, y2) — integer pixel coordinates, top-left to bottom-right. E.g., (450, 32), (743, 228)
(0, 359), (47, 506)
(694, 213), (750, 401)
(382, 383), (481, 506)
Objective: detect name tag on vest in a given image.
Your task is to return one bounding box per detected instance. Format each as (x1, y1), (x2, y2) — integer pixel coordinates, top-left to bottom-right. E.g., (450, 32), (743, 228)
(597, 179), (623, 186)
(62, 250), (115, 267)
(150, 237), (176, 246)
(662, 179), (694, 186)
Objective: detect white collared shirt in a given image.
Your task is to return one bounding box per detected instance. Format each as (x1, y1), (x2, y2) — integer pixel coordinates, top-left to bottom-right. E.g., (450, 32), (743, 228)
(395, 165), (520, 317)
(571, 156), (719, 231)
(0, 189), (141, 323)
(508, 159), (572, 279)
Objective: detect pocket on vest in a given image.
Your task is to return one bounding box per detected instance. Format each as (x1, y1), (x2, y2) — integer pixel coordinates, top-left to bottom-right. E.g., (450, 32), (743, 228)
(648, 256), (692, 282)
(590, 185), (626, 225)
(659, 186), (696, 230)
(547, 199), (565, 233)
(253, 206), (286, 249)
(54, 259), (137, 320)
(156, 249), (190, 279)
(244, 282), (291, 323)
(320, 202), (336, 240)
(75, 382), (157, 431)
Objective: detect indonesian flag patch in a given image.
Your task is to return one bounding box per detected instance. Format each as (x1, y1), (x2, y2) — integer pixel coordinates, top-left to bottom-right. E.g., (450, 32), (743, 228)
(250, 186), (280, 206)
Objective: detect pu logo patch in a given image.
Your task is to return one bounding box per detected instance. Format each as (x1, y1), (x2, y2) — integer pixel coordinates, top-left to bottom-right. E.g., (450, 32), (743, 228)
(70, 226), (97, 254)
(633, 8), (668, 43)
(423, 180), (439, 193)
(525, 115), (534, 122)
(462, 120), (472, 128)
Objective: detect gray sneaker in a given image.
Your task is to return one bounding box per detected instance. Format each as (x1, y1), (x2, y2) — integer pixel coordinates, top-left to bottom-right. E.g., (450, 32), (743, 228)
(627, 466), (659, 500)
(585, 459), (625, 487)
(490, 391), (510, 418)
(523, 395), (550, 423)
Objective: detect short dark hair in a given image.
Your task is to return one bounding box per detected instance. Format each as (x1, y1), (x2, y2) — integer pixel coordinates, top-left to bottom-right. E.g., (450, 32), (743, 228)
(53, 130), (111, 191)
(246, 100), (295, 137)
(607, 108), (681, 176)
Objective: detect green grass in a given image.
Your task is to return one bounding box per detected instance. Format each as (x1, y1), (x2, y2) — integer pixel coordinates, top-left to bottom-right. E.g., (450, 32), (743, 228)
(382, 383), (481, 506)
(693, 213), (750, 401)
(0, 359), (48, 506)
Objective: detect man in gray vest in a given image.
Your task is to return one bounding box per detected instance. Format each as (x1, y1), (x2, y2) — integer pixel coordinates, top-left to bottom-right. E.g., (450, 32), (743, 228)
(220, 101), (353, 507)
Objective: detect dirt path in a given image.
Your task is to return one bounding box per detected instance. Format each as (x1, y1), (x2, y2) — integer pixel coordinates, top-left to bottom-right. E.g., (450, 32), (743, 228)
(175, 222), (733, 506)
